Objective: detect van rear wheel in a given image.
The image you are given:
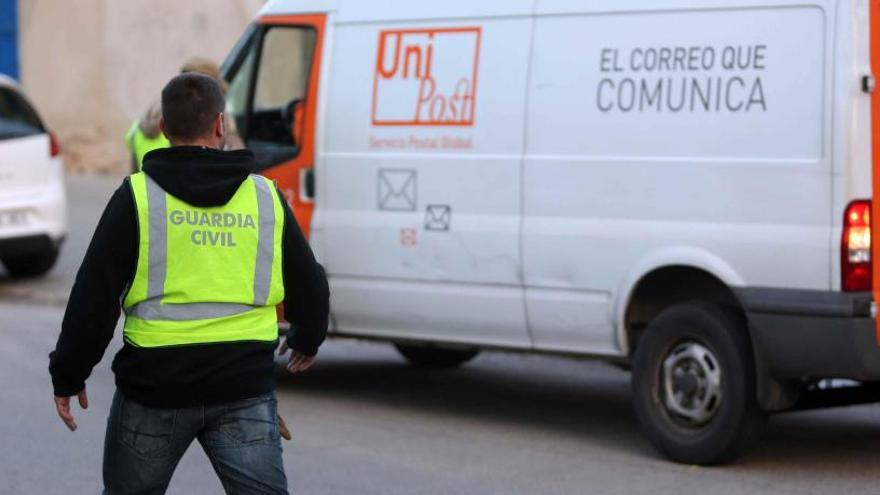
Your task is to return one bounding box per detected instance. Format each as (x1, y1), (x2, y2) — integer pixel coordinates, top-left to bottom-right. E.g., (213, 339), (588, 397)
(631, 302), (765, 464)
(395, 344), (479, 368)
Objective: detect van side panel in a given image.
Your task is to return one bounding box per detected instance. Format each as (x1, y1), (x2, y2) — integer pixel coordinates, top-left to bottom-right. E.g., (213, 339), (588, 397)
(524, 5), (831, 354)
(321, 17), (533, 347)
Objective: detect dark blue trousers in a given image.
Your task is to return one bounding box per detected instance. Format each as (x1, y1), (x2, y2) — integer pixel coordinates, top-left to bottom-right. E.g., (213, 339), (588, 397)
(102, 390), (288, 494)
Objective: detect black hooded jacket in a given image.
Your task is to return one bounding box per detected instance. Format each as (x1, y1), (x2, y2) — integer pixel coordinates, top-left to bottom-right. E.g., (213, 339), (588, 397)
(49, 146), (329, 408)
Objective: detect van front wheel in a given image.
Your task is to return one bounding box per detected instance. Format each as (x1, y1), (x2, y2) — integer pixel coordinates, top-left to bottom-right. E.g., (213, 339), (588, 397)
(395, 344), (479, 368)
(631, 302), (765, 464)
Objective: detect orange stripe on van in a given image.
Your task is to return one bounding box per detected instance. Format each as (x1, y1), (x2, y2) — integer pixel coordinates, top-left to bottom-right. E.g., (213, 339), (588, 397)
(871, 0), (880, 343)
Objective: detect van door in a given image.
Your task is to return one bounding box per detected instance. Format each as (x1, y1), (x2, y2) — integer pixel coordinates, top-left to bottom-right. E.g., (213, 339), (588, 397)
(319, 18), (534, 347)
(222, 15), (326, 238)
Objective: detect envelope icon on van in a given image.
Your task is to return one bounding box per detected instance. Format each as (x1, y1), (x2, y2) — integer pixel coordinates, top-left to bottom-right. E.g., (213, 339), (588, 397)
(378, 169), (417, 211)
(425, 204), (451, 231)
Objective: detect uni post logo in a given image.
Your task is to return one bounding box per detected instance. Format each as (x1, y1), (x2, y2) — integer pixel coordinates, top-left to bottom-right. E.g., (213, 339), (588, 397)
(371, 27), (481, 126)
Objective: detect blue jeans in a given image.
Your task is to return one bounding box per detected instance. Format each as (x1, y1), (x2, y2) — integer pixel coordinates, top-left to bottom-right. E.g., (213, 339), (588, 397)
(103, 390), (288, 494)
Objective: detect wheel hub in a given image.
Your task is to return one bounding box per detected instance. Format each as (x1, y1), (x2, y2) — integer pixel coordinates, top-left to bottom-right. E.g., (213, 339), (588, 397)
(673, 372), (699, 396)
(661, 341), (722, 426)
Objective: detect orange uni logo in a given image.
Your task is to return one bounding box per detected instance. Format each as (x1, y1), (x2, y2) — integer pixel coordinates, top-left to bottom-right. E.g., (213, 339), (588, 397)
(372, 27), (481, 126)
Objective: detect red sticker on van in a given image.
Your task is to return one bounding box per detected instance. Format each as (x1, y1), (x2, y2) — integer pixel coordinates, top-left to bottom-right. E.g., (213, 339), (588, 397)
(372, 27), (481, 126)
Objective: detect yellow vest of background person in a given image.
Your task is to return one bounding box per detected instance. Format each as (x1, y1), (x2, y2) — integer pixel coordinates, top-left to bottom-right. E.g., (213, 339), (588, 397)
(125, 121), (170, 171)
(122, 172), (285, 347)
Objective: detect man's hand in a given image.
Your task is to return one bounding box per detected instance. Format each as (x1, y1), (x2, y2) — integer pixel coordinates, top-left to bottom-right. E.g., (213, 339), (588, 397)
(54, 388), (88, 432)
(278, 339), (316, 373)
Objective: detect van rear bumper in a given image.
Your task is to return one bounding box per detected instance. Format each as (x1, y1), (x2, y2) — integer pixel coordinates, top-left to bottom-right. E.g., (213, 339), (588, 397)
(737, 288), (880, 381)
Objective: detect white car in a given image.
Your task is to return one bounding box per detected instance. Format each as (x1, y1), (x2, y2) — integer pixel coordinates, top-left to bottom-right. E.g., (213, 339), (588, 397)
(0, 74), (66, 277)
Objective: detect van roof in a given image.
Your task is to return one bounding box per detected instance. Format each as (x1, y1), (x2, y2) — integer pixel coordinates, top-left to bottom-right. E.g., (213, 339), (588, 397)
(258, 0), (795, 23)
(259, 0), (534, 23)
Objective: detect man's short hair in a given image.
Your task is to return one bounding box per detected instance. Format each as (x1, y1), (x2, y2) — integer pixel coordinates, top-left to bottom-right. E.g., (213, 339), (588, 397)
(161, 73), (225, 142)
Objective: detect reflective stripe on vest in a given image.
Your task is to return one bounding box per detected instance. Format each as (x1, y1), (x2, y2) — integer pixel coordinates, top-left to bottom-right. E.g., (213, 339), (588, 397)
(122, 172), (284, 347)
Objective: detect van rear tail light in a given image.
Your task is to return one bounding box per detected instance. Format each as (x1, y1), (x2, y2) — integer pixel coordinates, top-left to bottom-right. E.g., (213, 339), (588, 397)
(48, 131), (61, 158)
(842, 200), (872, 291)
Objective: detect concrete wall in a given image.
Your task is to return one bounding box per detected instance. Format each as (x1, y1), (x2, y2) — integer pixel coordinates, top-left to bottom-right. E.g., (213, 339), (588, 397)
(18, 0), (264, 173)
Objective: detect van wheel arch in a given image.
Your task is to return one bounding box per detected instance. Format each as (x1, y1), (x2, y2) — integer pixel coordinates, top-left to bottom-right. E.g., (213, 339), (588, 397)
(623, 265), (788, 412)
(624, 266), (743, 353)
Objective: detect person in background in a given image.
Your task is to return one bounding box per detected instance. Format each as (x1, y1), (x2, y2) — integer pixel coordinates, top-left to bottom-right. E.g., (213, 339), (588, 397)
(125, 57), (243, 171)
(125, 100), (168, 172)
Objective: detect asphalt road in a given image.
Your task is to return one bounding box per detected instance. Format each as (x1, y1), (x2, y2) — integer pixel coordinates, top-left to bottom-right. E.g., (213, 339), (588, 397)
(1, 173), (879, 494)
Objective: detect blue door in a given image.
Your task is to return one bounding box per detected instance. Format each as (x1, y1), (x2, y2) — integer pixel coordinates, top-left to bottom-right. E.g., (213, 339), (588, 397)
(0, 0), (17, 79)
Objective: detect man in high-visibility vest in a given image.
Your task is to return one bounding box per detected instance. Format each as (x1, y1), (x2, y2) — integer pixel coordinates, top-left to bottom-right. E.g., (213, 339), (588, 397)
(49, 73), (329, 494)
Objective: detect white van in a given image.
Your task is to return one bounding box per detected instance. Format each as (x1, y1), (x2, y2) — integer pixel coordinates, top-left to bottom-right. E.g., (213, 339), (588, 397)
(221, 0), (880, 463)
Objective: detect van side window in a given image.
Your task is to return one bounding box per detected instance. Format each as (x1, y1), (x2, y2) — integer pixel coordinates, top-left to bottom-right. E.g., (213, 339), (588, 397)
(223, 25), (316, 171)
(0, 88), (44, 140)
(254, 28), (315, 116)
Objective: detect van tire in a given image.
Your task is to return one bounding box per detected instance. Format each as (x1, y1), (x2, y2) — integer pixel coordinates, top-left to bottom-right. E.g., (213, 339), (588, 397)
(395, 344), (479, 368)
(2, 246), (59, 278)
(631, 302), (765, 465)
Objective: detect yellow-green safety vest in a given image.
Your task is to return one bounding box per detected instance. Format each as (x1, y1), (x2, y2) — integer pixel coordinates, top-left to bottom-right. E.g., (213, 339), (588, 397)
(122, 172), (285, 348)
(125, 121), (170, 170)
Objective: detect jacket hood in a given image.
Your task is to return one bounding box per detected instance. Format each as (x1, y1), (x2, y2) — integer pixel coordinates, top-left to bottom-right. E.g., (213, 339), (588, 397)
(141, 146), (255, 207)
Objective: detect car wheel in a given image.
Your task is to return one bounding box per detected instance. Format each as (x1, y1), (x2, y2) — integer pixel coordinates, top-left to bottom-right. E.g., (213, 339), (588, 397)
(395, 344), (480, 368)
(2, 246), (60, 278)
(632, 302), (765, 464)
